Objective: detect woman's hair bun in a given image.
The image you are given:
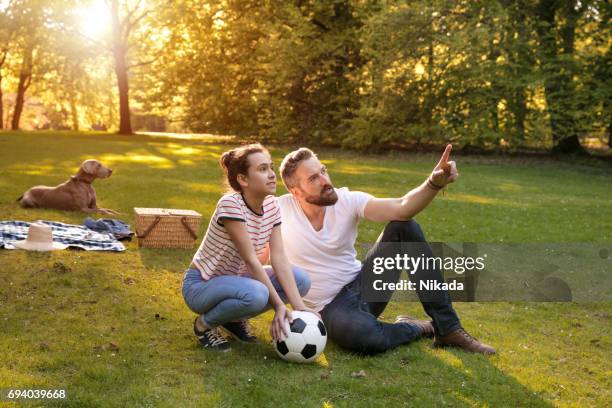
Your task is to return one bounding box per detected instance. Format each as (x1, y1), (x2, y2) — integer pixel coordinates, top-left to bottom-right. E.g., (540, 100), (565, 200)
(218, 144), (268, 192)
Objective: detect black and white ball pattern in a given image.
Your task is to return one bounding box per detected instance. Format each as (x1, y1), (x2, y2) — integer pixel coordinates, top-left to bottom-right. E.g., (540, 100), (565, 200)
(274, 311), (327, 363)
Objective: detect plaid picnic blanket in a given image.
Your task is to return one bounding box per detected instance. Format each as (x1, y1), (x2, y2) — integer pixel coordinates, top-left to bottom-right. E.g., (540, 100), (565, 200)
(0, 220), (125, 252)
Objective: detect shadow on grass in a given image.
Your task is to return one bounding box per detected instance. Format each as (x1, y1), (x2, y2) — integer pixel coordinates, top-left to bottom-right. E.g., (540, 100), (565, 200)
(1, 248), (556, 407)
(137, 248), (194, 273)
(198, 333), (556, 407)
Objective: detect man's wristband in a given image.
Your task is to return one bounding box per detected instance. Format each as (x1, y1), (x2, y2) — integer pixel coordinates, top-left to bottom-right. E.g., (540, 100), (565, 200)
(427, 177), (444, 191)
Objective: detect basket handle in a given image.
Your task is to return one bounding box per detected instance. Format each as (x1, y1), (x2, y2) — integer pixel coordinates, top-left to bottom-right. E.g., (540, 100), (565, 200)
(180, 217), (197, 240)
(136, 216), (161, 239)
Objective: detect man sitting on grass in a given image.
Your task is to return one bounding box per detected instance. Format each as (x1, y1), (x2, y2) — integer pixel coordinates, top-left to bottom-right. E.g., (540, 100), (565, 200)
(277, 145), (496, 355)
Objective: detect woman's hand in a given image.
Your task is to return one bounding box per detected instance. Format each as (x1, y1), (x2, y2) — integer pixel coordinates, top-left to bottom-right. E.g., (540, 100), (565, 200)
(270, 304), (293, 342)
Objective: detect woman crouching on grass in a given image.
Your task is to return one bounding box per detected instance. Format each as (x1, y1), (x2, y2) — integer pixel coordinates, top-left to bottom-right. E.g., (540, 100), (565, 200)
(182, 143), (316, 352)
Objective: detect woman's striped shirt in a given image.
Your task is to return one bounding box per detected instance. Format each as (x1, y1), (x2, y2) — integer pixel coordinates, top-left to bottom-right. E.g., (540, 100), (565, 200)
(191, 193), (281, 280)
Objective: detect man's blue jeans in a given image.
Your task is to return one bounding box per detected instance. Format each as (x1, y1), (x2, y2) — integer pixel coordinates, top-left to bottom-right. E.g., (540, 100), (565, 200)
(320, 220), (462, 355)
(182, 265), (311, 327)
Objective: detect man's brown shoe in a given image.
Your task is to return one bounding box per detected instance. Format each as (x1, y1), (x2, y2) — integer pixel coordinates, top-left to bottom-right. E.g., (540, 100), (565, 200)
(394, 315), (434, 338)
(433, 327), (496, 355)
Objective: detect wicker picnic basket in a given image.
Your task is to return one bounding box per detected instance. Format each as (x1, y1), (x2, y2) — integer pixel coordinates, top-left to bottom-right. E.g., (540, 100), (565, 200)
(134, 208), (202, 249)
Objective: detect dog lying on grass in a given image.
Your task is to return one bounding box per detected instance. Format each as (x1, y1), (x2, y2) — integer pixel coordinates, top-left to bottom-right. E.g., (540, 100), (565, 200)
(17, 159), (120, 215)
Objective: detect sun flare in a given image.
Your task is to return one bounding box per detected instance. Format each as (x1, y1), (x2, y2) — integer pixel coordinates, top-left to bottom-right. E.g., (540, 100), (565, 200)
(77, 0), (111, 40)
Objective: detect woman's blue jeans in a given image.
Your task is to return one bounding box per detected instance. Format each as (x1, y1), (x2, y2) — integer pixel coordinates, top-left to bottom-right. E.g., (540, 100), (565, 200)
(182, 265), (311, 327)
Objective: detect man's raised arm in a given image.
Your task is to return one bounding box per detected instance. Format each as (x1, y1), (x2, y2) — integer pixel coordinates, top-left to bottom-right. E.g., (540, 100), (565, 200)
(363, 144), (458, 223)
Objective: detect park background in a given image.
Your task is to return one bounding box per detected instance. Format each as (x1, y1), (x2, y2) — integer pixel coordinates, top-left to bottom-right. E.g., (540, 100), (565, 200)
(0, 0), (610, 154)
(1, 1), (611, 407)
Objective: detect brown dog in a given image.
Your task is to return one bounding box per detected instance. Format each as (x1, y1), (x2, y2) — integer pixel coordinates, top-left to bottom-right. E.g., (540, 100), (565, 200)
(17, 159), (120, 215)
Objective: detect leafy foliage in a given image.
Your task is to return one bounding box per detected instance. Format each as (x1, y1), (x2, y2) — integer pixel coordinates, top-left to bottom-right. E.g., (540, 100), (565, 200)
(1, 0), (609, 151)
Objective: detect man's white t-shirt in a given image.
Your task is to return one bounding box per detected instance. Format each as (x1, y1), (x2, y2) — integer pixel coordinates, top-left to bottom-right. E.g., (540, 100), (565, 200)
(278, 187), (374, 312)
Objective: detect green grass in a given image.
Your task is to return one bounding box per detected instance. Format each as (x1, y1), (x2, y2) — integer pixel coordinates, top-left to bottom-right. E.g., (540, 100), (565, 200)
(0, 131), (610, 407)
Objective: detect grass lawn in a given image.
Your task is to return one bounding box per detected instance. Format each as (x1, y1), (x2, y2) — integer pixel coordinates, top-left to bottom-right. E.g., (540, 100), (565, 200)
(0, 131), (610, 407)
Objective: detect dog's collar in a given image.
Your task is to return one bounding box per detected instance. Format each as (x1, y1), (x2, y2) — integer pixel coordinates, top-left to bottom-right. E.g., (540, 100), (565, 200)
(70, 175), (93, 184)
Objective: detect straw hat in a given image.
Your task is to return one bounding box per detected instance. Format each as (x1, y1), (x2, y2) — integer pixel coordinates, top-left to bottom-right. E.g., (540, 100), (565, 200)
(13, 223), (68, 251)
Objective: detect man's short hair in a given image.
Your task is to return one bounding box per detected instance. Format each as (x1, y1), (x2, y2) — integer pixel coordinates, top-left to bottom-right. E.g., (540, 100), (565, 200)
(280, 147), (317, 189)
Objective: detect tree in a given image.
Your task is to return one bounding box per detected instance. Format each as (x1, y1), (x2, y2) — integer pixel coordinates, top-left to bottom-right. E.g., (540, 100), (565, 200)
(37, 23), (109, 130)
(536, 0), (588, 154)
(6, 0), (73, 130)
(7, 0), (46, 130)
(576, 0), (611, 149)
(2, 0), (608, 152)
(69, 0), (159, 134)
(107, 0), (154, 134)
(0, 0), (18, 129)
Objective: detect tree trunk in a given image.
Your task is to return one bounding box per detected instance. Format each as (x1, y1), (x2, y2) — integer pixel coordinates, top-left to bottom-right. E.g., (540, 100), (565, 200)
(508, 0), (529, 142)
(114, 49), (132, 134)
(536, 0), (586, 154)
(0, 49), (7, 130)
(513, 89), (527, 141)
(487, 34), (501, 136)
(111, 0), (133, 135)
(11, 45), (33, 131)
(608, 111), (612, 149)
(425, 31), (435, 143)
(0, 81), (3, 130)
(70, 90), (79, 131)
(423, 6), (436, 146)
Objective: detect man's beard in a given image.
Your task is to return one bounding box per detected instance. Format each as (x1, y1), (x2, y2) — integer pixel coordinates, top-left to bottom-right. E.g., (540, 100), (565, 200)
(303, 185), (338, 206)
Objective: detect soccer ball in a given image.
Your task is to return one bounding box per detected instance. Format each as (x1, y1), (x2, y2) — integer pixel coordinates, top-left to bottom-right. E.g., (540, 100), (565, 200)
(274, 311), (327, 363)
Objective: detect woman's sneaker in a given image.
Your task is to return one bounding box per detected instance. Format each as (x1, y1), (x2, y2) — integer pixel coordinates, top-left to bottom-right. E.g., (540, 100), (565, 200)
(193, 317), (231, 352)
(221, 320), (258, 343)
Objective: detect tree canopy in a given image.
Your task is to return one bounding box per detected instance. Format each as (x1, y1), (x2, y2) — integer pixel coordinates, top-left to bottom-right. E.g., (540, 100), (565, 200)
(1, 0), (610, 153)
